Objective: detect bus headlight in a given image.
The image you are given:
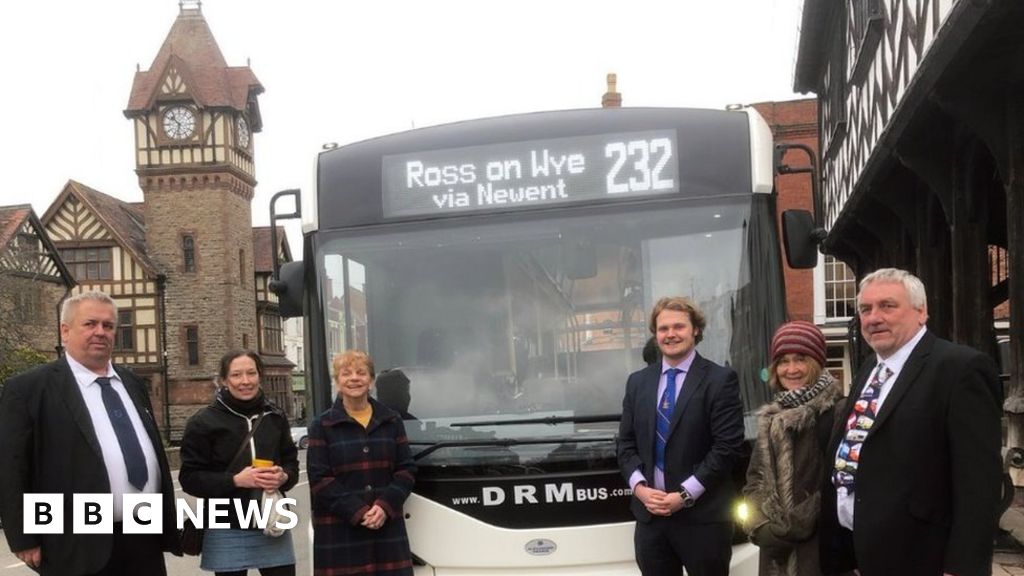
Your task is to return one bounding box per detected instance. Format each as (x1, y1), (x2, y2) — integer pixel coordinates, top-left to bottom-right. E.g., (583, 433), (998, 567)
(734, 500), (750, 525)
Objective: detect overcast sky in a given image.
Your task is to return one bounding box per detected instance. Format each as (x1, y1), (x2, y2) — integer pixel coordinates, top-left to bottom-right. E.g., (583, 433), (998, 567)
(0, 0), (807, 249)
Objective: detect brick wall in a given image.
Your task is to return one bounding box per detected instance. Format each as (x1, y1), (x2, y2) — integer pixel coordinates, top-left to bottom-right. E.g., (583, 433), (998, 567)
(752, 99), (819, 322)
(142, 173), (257, 438)
(0, 278), (66, 358)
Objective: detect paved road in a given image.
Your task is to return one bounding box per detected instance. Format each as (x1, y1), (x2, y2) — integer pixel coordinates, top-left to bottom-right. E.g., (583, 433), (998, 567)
(0, 451), (311, 576)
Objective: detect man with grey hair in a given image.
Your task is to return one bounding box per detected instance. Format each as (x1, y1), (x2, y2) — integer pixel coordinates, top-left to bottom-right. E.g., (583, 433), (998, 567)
(819, 268), (1002, 576)
(0, 291), (180, 575)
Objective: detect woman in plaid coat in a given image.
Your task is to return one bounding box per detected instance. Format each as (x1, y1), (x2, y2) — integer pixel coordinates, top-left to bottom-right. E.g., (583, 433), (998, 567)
(308, 350), (416, 576)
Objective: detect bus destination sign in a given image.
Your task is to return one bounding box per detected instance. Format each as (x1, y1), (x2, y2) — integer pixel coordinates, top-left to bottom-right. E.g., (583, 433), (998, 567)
(382, 129), (679, 218)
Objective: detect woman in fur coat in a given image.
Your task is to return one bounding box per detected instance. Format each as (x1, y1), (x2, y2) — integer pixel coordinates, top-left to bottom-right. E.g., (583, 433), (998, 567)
(743, 321), (843, 576)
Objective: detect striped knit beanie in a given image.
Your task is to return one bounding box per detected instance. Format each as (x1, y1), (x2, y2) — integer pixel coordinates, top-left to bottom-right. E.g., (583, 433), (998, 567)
(770, 321), (826, 367)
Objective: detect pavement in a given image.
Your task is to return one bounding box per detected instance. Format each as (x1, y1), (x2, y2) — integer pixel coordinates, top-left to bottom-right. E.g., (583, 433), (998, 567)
(995, 505), (1024, 575)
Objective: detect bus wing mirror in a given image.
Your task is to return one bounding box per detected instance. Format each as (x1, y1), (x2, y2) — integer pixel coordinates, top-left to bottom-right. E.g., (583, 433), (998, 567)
(781, 209), (825, 269)
(270, 261), (305, 318)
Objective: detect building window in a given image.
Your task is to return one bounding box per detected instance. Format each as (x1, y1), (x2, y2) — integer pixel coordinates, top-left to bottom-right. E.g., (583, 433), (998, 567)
(824, 255), (857, 319)
(185, 325), (200, 365)
(182, 234), (196, 272)
(826, 343), (850, 390)
(60, 247), (113, 280)
(262, 313), (283, 353)
(239, 249), (245, 286)
(116, 309), (134, 351)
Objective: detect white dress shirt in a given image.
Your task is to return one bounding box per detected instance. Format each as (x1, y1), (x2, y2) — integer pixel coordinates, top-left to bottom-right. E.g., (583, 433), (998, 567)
(66, 355), (162, 521)
(836, 325), (927, 529)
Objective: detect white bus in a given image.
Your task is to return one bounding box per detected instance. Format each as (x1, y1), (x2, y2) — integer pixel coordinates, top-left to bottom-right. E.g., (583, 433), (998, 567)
(273, 106), (786, 575)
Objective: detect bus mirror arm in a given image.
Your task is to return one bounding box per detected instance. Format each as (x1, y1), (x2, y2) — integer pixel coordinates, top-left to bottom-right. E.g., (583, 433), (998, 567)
(775, 143), (827, 269)
(269, 189), (302, 280)
(269, 189), (305, 318)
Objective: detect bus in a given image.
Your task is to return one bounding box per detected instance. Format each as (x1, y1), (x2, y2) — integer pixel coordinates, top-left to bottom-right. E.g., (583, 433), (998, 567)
(272, 106), (787, 575)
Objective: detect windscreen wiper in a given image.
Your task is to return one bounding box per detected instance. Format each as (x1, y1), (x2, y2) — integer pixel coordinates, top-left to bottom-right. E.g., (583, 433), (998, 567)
(410, 435), (616, 461)
(447, 413), (620, 428)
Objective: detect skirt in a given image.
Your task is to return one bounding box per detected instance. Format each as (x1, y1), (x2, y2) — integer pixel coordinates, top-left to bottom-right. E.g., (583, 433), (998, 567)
(201, 527), (296, 572)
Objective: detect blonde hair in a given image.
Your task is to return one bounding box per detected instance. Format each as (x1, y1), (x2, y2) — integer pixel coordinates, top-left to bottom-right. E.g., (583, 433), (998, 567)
(332, 350), (375, 380)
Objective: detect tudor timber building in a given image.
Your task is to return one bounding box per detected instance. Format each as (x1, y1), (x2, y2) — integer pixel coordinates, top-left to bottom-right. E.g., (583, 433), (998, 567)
(38, 3), (293, 439)
(794, 1), (1022, 478)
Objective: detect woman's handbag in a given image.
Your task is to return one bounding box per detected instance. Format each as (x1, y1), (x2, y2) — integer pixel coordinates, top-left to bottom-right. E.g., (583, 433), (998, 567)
(263, 489), (288, 537)
(179, 517), (204, 555)
(178, 414), (266, 555)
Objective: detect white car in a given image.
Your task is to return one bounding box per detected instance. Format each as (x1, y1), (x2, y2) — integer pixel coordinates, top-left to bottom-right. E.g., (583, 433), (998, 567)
(290, 426), (309, 449)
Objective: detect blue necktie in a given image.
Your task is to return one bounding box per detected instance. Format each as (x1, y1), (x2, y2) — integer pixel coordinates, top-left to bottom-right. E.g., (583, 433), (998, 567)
(96, 377), (148, 491)
(655, 368), (680, 476)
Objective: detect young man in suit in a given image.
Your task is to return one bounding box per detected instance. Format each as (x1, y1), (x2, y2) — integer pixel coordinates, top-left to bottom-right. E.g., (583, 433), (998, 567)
(820, 268), (1002, 576)
(617, 296), (745, 576)
(0, 291), (180, 576)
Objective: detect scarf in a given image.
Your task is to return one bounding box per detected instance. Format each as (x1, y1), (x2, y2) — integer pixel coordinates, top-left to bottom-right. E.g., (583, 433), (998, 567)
(217, 387), (268, 416)
(773, 373), (833, 409)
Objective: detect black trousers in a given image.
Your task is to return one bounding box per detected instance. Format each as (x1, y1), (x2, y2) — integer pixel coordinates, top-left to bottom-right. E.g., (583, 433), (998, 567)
(634, 517), (732, 576)
(89, 527), (166, 576)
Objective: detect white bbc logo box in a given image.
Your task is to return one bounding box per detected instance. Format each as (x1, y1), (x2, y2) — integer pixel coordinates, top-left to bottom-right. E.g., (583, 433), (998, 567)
(23, 494), (163, 534)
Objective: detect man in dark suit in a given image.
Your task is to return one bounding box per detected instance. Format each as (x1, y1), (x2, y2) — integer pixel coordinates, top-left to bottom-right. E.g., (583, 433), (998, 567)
(617, 296), (745, 576)
(820, 268), (1002, 576)
(0, 291), (180, 576)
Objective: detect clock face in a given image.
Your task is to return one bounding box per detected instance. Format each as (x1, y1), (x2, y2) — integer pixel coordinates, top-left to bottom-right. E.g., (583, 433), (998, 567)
(237, 116), (250, 149)
(163, 106), (196, 140)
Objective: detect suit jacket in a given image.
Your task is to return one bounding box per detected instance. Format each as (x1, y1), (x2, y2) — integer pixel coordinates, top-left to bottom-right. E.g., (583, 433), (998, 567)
(0, 357), (181, 576)
(616, 352), (745, 524)
(819, 332), (1002, 576)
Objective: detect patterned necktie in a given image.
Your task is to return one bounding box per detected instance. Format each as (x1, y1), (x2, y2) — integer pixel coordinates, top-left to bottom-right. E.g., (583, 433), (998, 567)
(655, 368), (681, 476)
(96, 377), (149, 491)
(832, 363), (893, 493)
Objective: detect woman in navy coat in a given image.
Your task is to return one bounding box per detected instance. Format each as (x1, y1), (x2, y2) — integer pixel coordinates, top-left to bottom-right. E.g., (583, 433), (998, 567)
(308, 350), (416, 576)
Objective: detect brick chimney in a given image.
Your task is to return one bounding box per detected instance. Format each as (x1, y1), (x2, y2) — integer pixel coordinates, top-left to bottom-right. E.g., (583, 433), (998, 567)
(602, 73), (622, 108)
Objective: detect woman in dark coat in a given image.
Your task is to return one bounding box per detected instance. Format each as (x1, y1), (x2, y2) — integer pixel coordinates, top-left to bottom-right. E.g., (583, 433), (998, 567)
(180, 350), (300, 576)
(743, 322), (843, 576)
(308, 350), (416, 576)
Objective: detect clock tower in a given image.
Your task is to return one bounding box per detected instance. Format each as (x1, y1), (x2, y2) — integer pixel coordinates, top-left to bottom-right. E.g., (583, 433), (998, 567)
(124, 1), (263, 408)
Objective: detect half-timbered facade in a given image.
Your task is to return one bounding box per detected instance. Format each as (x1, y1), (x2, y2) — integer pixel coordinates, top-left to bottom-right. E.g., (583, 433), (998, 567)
(0, 205), (74, 360)
(795, 0), (1023, 479)
(43, 182), (164, 366)
(40, 181), (174, 427)
(253, 226), (296, 416)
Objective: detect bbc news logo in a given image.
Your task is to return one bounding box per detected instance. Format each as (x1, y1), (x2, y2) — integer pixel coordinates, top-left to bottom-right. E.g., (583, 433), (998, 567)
(23, 494), (298, 534)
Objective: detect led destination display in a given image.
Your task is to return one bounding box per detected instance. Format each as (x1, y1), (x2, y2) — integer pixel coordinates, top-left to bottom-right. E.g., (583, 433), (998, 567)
(382, 129), (679, 218)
